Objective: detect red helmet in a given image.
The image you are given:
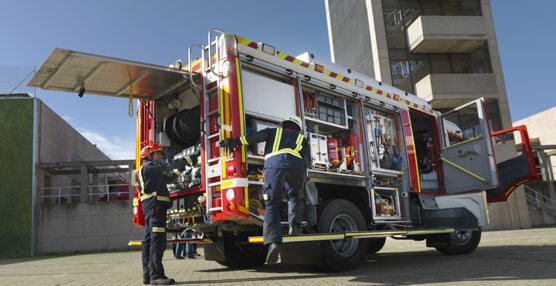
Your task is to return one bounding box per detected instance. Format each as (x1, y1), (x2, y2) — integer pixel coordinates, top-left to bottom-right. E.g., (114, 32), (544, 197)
(140, 143), (164, 159)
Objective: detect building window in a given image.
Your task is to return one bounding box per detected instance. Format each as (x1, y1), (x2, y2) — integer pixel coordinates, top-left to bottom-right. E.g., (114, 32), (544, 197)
(418, 0), (482, 16)
(389, 49), (415, 93)
(450, 54), (471, 73)
(71, 153), (81, 162)
(470, 44), (493, 73)
(429, 54), (451, 73)
(485, 100), (502, 131)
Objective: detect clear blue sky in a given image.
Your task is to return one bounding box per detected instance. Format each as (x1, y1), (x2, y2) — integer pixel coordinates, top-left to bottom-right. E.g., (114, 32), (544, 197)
(1, 0), (554, 159)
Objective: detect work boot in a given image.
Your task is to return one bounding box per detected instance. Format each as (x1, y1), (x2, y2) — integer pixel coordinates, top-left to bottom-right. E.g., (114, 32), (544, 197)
(143, 277), (150, 285)
(266, 242), (281, 265)
(288, 224), (300, 236)
(150, 277), (175, 285)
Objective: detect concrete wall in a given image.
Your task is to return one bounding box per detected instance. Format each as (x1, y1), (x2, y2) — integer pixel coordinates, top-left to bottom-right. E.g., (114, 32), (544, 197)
(486, 188), (531, 230)
(325, 0), (375, 78)
(514, 106), (556, 175)
(36, 100), (112, 204)
(37, 202), (143, 254)
(415, 73), (498, 108)
(407, 16), (487, 53)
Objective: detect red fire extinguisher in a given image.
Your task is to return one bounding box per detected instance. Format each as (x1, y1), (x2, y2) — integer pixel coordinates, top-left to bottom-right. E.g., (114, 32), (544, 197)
(328, 136), (340, 168)
(348, 129), (360, 171)
(337, 135), (345, 149)
(133, 185), (145, 228)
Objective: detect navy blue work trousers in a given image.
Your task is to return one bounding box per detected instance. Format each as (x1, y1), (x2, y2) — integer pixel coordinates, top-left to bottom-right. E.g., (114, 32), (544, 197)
(262, 167), (304, 245)
(142, 203), (168, 280)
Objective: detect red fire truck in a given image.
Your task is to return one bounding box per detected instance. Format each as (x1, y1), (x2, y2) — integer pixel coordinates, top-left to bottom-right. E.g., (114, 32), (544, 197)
(29, 29), (537, 271)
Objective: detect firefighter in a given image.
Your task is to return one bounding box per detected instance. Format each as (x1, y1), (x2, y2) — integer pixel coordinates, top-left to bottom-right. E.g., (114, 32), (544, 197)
(139, 143), (188, 285)
(219, 115), (310, 264)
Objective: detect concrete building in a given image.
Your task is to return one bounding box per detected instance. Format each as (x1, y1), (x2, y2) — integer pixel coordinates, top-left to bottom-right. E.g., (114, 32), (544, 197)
(514, 106), (556, 226)
(324, 0), (529, 229)
(0, 94), (140, 258)
(514, 106), (556, 177)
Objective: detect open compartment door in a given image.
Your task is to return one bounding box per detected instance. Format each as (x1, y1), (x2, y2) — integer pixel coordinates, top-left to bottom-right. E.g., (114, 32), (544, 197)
(486, 125), (538, 202)
(27, 48), (198, 99)
(438, 98), (498, 194)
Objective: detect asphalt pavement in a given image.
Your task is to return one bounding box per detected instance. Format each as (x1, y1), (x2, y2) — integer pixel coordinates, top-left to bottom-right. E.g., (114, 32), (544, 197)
(1, 227), (555, 285)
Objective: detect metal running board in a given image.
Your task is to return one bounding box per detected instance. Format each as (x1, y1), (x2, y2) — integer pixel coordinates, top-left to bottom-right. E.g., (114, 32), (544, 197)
(128, 238), (213, 246)
(248, 228), (454, 244)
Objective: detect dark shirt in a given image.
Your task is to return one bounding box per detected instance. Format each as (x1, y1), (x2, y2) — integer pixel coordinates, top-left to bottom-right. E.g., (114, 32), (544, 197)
(242, 128), (310, 169)
(139, 158), (185, 209)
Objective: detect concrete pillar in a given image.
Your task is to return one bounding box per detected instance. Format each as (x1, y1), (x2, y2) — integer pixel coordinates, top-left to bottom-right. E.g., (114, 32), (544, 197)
(80, 164), (88, 203)
(92, 173), (99, 201)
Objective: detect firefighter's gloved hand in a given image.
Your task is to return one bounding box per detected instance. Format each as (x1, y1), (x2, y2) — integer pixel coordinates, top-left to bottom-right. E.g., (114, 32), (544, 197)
(174, 152), (185, 160)
(219, 138), (241, 149)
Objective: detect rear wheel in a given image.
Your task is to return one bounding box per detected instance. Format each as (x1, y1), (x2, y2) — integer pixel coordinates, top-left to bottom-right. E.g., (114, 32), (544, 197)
(318, 199), (368, 271)
(435, 229), (481, 255)
(218, 232), (267, 268)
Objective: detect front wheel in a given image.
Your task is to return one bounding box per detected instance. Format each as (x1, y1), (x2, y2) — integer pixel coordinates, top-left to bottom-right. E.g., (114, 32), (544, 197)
(435, 229), (481, 255)
(318, 199), (368, 271)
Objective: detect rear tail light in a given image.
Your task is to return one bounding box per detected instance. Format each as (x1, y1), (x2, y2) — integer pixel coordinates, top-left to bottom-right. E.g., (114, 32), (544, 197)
(226, 189), (235, 200)
(227, 202), (236, 212)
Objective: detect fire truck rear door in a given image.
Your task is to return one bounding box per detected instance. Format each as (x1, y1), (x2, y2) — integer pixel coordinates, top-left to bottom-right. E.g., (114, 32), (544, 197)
(438, 98), (499, 194)
(27, 48), (198, 99)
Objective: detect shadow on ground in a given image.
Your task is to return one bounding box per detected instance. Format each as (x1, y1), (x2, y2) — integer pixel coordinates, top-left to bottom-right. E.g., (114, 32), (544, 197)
(181, 245), (556, 285)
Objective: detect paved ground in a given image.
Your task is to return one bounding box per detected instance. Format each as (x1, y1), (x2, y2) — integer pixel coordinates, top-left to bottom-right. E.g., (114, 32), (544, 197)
(1, 227), (555, 285)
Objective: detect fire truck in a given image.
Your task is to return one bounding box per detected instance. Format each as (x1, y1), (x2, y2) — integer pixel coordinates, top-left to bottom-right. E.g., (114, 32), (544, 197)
(29, 29), (537, 271)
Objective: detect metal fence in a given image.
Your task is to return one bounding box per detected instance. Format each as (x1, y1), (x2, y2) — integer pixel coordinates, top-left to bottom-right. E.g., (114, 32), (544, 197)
(40, 184), (131, 204)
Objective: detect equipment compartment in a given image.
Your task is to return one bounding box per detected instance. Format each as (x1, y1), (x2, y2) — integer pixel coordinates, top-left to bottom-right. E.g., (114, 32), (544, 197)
(371, 187), (401, 220)
(365, 108), (403, 172)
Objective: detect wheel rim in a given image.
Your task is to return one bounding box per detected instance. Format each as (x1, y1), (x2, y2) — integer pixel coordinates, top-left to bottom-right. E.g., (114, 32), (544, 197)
(453, 230), (472, 245)
(329, 214), (359, 257)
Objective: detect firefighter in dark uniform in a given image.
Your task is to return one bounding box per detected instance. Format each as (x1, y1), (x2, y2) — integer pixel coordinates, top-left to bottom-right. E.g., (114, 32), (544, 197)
(139, 143), (188, 285)
(219, 116), (310, 264)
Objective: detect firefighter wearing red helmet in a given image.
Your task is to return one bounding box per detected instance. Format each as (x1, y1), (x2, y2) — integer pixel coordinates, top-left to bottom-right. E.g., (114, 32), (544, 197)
(138, 143), (187, 285)
(219, 115), (310, 265)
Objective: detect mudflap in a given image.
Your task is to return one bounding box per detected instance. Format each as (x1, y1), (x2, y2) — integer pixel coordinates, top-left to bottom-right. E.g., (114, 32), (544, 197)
(281, 241), (323, 267)
(203, 237), (226, 263)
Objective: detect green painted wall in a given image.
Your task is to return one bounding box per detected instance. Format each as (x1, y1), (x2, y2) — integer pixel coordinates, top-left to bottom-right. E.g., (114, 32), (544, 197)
(0, 98), (34, 258)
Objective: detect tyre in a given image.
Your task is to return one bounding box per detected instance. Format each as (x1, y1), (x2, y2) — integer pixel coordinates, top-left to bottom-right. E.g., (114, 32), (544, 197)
(219, 232), (267, 268)
(435, 229), (481, 255)
(318, 199), (368, 271)
(366, 237), (386, 255)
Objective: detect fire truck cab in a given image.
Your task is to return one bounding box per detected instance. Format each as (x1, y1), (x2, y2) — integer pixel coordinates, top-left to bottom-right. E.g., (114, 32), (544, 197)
(29, 29), (537, 271)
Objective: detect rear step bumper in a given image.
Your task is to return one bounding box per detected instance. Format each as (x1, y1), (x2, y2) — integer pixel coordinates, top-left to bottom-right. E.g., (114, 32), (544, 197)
(248, 228), (454, 244)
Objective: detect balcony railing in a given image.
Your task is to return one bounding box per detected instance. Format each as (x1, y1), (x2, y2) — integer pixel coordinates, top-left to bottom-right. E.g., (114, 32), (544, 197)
(40, 184), (130, 204)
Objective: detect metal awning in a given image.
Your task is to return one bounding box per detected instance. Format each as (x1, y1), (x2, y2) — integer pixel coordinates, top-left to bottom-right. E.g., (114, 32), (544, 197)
(28, 48), (198, 100)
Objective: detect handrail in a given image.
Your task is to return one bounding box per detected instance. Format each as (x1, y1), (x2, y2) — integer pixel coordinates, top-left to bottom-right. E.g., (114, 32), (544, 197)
(525, 192), (556, 212)
(40, 184), (130, 204)
(207, 28), (225, 78)
(188, 43), (204, 88)
(524, 184), (556, 206)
